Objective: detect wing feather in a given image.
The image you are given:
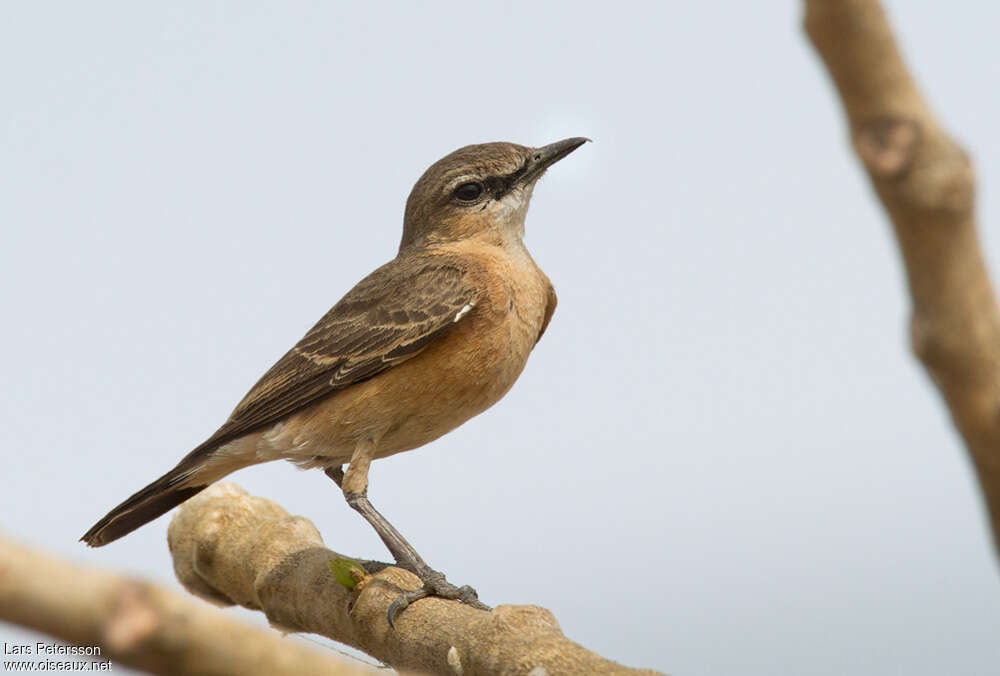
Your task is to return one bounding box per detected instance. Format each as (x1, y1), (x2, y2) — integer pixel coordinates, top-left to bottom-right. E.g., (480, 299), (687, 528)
(198, 255), (477, 451)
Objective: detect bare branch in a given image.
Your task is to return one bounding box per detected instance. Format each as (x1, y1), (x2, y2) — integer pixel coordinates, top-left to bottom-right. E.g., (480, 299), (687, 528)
(804, 0), (1000, 555)
(0, 534), (380, 675)
(167, 483), (664, 676)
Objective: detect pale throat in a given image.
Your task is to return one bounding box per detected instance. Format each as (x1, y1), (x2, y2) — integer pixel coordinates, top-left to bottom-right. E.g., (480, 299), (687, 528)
(487, 184), (534, 241)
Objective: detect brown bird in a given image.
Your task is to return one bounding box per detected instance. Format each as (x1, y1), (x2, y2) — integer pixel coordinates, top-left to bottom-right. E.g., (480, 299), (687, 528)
(82, 137), (588, 623)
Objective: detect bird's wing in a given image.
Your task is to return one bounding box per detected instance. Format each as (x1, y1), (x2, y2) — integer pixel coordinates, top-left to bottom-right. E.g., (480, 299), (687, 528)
(198, 256), (477, 451)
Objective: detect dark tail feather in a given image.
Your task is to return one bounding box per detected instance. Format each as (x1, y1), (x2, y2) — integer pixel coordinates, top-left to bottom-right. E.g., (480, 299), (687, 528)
(81, 466), (208, 547)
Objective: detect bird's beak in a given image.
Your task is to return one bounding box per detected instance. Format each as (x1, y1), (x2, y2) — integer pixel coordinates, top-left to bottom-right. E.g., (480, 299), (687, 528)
(518, 137), (590, 186)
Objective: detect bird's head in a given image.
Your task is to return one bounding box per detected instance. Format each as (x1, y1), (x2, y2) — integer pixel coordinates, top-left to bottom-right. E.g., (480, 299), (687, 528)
(400, 137), (588, 250)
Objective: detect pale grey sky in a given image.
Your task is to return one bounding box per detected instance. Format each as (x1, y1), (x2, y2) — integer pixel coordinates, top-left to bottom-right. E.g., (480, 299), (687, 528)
(2, 2), (999, 674)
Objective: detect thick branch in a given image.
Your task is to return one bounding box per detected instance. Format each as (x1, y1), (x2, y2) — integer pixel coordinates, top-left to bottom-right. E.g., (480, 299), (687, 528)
(167, 483), (663, 676)
(804, 0), (1000, 553)
(0, 534), (377, 675)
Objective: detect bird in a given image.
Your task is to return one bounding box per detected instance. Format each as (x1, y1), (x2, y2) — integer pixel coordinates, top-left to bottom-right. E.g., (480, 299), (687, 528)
(82, 137), (588, 624)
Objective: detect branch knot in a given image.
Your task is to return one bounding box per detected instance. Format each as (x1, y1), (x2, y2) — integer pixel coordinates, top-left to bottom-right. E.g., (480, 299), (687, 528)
(852, 116), (920, 178)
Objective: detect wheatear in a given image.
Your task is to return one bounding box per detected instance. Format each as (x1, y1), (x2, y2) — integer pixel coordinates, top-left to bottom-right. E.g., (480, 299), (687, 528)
(83, 137), (587, 622)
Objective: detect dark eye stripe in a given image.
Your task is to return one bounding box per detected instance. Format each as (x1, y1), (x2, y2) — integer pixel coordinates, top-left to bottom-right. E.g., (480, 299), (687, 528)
(489, 160), (530, 200)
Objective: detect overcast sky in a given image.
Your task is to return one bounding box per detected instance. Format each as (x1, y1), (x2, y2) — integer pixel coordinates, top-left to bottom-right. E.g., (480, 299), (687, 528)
(3, 2), (999, 674)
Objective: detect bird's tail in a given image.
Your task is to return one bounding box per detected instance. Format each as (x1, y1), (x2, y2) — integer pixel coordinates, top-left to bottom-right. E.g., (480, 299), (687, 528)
(81, 463), (210, 547)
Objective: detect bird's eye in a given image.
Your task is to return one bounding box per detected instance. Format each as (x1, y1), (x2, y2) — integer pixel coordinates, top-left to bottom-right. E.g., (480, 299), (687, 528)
(453, 182), (485, 203)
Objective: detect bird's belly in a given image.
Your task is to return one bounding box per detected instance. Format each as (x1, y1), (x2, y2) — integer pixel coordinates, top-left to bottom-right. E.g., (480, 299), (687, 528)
(372, 310), (538, 458)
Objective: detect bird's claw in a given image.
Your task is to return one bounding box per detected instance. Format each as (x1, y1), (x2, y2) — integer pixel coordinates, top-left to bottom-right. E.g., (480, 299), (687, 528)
(386, 574), (491, 628)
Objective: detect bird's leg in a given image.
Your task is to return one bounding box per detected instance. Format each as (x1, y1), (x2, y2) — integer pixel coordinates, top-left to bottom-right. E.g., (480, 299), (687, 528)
(326, 444), (490, 627)
(324, 461), (428, 572)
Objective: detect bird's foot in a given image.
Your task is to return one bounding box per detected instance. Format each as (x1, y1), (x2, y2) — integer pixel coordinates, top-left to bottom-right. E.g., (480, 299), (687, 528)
(387, 568), (490, 628)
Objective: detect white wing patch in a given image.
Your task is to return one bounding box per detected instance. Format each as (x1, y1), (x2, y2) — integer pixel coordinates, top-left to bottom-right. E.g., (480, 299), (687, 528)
(454, 302), (475, 322)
